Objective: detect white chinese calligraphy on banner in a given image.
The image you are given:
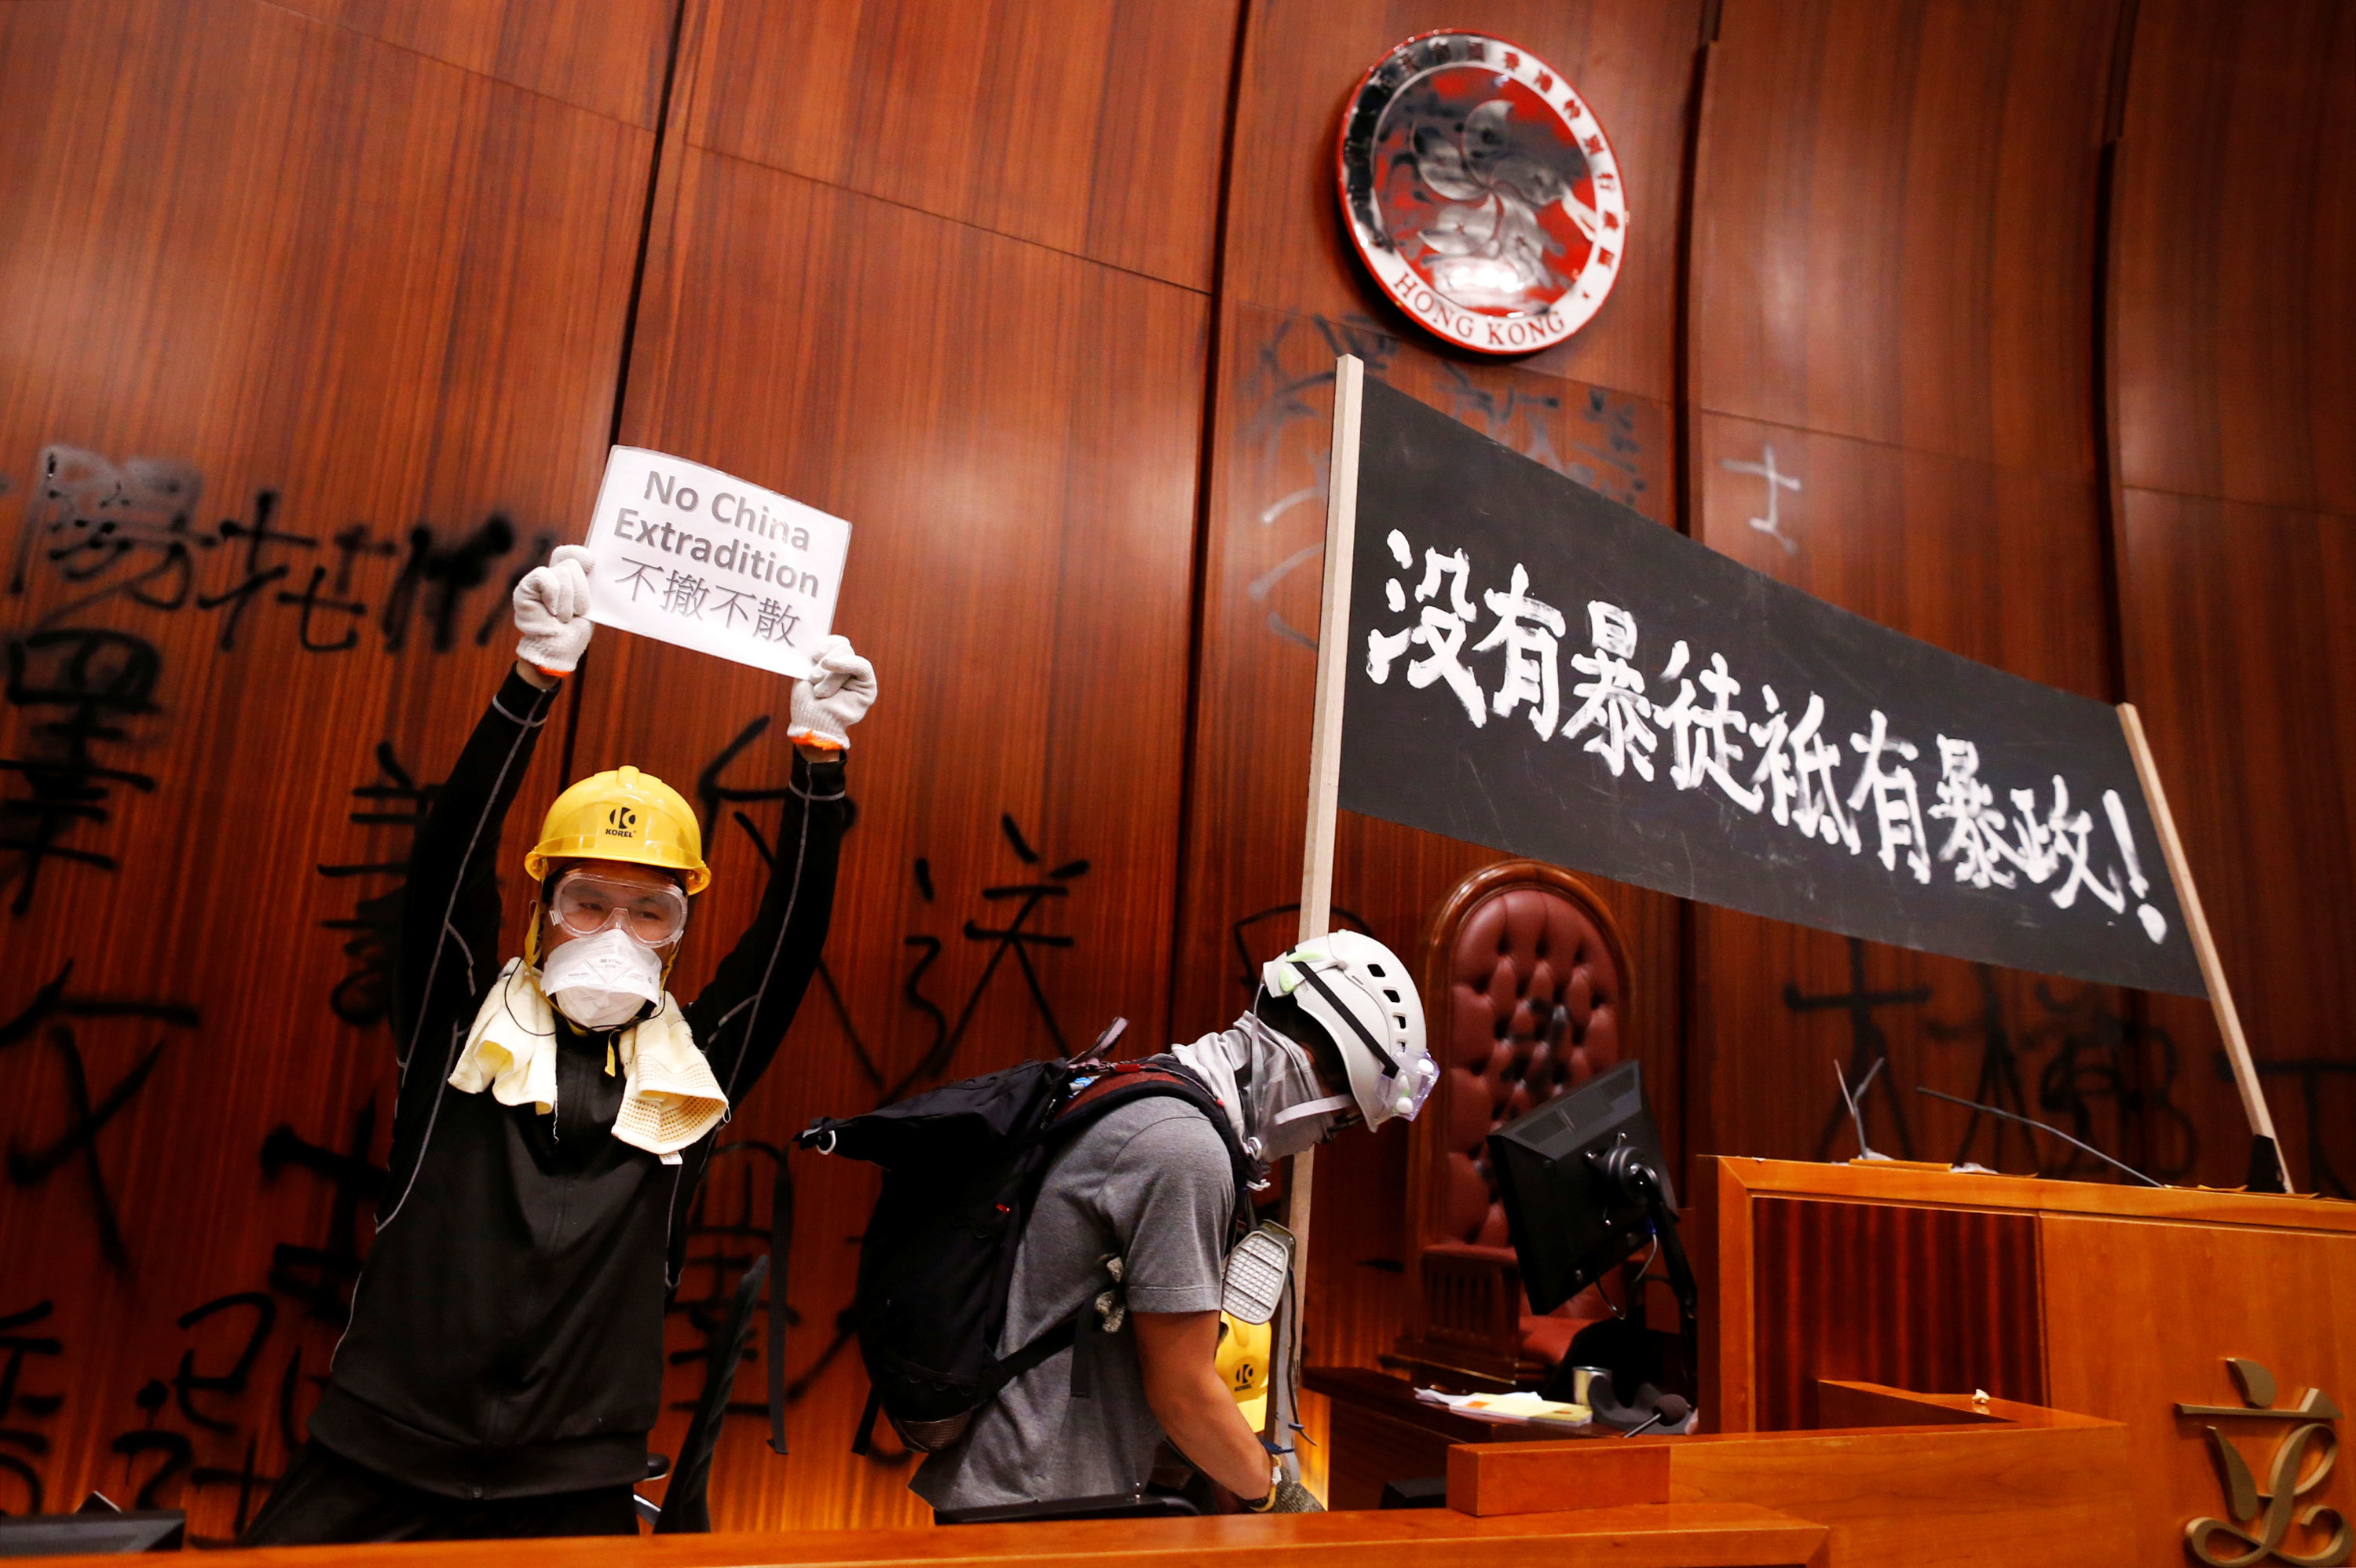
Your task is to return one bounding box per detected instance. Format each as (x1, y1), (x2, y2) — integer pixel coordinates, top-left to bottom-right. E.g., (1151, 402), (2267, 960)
(1361, 527), (2170, 947)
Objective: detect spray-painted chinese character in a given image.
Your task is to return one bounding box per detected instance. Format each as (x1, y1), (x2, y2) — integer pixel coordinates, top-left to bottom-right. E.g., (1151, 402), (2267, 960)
(0, 628), (161, 915)
(0, 1299), (64, 1512)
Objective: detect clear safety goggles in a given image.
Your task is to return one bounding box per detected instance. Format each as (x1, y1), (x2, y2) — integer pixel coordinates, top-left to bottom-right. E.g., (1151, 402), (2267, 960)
(548, 868), (690, 948)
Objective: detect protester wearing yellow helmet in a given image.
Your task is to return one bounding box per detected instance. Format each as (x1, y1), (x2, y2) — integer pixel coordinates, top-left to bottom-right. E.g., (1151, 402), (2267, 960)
(244, 545), (875, 1545)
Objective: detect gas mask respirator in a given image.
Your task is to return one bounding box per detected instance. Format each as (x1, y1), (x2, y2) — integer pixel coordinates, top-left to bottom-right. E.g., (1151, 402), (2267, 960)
(538, 924), (664, 1031)
(1170, 1010), (1355, 1165)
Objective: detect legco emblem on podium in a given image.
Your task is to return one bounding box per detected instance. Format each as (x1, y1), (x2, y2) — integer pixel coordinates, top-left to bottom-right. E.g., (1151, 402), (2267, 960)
(2179, 1358), (2351, 1567)
(1336, 31), (1626, 356)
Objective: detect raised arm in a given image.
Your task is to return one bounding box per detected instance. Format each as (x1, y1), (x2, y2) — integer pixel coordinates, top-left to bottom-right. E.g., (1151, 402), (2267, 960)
(685, 636), (876, 1100)
(388, 546), (595, 1080)
(387, 664), (557, 1074)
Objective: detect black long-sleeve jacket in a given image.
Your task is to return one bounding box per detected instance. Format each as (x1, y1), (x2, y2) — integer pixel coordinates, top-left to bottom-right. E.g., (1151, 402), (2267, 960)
(309, 668), (847, 1499)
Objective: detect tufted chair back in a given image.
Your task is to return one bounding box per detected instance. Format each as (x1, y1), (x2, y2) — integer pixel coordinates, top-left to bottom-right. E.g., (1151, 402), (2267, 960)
(1397, 860), (1630, 1384)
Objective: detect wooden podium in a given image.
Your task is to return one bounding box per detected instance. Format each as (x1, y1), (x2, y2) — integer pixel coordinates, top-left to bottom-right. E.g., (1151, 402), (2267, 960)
(1304, 1157), (2356, 1567)
(1692, 1157), (2356, 1566)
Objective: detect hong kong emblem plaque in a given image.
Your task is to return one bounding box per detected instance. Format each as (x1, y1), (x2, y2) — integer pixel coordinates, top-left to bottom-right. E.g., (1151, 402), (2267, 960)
(1337, 32), (1627, 356)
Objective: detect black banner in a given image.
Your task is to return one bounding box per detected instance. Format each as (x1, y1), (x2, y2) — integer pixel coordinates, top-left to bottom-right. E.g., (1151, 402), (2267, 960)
(1337, 376), (2205, 997)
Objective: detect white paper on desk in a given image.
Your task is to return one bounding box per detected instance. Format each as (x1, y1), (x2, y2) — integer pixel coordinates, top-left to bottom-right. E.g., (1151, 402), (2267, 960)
(1416, 1388), (1590, 1425)
(581, 447), (851, 679)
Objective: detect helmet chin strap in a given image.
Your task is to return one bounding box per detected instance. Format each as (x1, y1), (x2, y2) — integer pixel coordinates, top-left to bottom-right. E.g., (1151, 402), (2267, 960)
(1271, 1095), (1353, 1126)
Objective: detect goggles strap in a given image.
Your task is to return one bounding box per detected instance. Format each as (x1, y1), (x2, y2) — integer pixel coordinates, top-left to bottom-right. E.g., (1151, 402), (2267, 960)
(1271, 1094), (1353, 1127)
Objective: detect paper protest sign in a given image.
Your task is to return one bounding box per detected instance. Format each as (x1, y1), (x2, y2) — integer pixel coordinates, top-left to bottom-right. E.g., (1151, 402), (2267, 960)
(580, 447), (851, 678)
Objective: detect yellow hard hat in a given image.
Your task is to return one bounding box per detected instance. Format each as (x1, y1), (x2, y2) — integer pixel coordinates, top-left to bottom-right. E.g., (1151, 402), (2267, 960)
(1216, 1314), (1271, 1430)
(524, 765), (710, 895)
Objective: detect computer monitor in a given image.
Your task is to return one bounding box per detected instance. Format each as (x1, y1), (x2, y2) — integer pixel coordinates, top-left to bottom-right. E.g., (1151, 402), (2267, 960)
(0, 1511), (184, 1556)
(1487, 1060), (1677, 1317)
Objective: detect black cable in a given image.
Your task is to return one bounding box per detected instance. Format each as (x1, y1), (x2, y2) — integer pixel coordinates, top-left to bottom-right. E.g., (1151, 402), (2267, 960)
(1913, 1086), (2161, 1187)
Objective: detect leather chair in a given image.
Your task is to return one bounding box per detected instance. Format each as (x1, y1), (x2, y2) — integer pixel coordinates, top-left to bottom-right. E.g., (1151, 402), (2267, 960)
(1385, 860), (1631, 1389)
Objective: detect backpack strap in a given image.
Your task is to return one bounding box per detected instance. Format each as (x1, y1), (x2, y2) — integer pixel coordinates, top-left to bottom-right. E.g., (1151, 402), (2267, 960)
(1048, 1062), (1259, 1238)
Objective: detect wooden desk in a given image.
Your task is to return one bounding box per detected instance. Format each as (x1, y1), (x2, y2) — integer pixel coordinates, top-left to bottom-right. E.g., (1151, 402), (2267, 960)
(10, 1503), (1828, 1568)
(1696, 1157), (2356, 1567)
(1448, 1382), (2132, 1568)
(1304, 1365), (1601, 1510)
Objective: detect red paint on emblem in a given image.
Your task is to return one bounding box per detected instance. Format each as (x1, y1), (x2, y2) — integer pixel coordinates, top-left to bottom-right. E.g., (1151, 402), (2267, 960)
(1336, 31), (1630, 356)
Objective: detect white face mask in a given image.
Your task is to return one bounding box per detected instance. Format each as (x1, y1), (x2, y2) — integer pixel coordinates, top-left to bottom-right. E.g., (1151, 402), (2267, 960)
(539, 923), (663, 1031)
(1170, 1012), (1355, 1164)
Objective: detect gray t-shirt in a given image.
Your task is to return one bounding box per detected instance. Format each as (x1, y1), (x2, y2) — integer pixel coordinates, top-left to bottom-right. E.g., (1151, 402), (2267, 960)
(911, 1095), (1236, 1511)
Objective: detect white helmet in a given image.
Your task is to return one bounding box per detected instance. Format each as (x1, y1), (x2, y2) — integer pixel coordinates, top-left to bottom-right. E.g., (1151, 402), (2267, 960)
(1260, 930), (1436, 1128)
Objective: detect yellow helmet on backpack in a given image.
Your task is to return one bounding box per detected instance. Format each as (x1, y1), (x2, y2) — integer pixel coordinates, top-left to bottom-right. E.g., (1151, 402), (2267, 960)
(1216, 1314), (1271, 1430)
(523, 765), (710, 895)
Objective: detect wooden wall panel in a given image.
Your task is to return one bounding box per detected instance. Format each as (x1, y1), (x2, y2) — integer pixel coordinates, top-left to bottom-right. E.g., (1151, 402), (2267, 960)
(682, 0), (1238, 289)
(2111, 0), (2356, 1194)
(2113, 0), (2356, 514)
(1173, 0), (1704, 1501)
(601, 159), (1210, 1533)
(0, 0), (655, 1536)
(267, 0), (677, 125)
(1749, 1197), (2046, 1431)
(2116, 495), (2356, 1194)
(580, 0), (1231, 1522)
(1693, 0), (2113, 476)
(1684, 1), (2148, 1183)
(1688, 415), (2149, 1171)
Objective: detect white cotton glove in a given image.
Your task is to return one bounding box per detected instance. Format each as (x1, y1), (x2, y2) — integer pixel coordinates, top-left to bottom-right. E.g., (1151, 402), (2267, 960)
(787, 634), (877, 751)
(514, 544), (596, 674)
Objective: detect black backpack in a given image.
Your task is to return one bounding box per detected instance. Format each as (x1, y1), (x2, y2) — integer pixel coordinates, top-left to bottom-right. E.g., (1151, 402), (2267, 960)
(797, 1047), (1256, 1453)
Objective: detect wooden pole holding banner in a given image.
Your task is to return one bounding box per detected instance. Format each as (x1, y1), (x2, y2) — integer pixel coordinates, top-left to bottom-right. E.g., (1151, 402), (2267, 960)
(1279, 354), (1363, 1465)
(2116, 703), (2289, 1192)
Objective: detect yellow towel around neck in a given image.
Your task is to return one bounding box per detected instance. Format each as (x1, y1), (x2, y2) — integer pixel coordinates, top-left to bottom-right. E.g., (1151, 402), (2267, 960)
(448, 959), (727, 1160)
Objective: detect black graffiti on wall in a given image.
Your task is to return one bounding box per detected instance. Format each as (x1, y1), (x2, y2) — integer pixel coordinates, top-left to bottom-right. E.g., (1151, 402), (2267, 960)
(1788, 939), (1934, 1160)
(1227, 902), (1374, 999)
(0, 1300), (64, 1515)
(1785, 939), (2199, 1179)
(699, 716), (1094, 1106)
(0, 448), (555, 917)
(259, 1097), (389, 1327)
(12, 448), (556, 660)
(2230, 1054), (2356, 1198)
(0, 627), (161, 916)
(1236, 314), (1652, 649)
(0, 964), (200, 1270)
(316, 745), (444, 1029)
(75, 1091), (383, 1533)
(2026, 979), (2194, 1182)
(110, 1291), (287, 1536)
